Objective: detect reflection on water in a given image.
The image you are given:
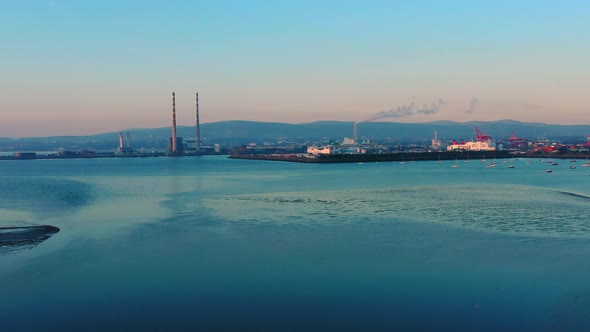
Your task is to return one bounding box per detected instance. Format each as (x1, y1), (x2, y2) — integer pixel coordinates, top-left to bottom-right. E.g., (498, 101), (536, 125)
(1, 157), (590, 331)
(0, 177), (98, 212)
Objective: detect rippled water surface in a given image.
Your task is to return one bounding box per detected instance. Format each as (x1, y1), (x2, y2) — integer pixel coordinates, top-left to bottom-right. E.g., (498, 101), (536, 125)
(207, 186), (590, 236)
(1, 156), (590, 331)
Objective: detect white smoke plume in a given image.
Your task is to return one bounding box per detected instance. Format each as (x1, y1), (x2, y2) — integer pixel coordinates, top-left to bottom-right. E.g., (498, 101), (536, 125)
(358, 99), (445, 123)
(465, 97), (478, 114)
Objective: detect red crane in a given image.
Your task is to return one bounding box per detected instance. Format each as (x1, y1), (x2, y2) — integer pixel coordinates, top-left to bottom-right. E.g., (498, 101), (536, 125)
(474, 126), (492, 142)
(508, 131), (527, 149)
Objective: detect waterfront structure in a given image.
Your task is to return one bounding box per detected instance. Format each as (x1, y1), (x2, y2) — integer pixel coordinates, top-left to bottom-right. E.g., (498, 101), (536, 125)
(167, 137), (185, 154)
(116, 132), (134, 155)
(165, 91), (201, 155)
(447, 126), (496, 151)
(306, 143), (388, 155)
(14, 152), (37, 159)
(342, 137), (355, 145)
(431, 130), (442, 150)
(307, 145), (336, 155)
(447, 140), (496, 151)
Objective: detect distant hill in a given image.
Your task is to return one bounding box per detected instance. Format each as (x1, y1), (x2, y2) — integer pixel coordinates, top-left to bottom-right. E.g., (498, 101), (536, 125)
(1, 120), (589, 152)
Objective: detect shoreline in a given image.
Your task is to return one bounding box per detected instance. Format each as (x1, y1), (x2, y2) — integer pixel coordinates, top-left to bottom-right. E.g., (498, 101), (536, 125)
(1, 151), (588, 163)
(229, 151), (590, 163)
(0, 152), (227, 161)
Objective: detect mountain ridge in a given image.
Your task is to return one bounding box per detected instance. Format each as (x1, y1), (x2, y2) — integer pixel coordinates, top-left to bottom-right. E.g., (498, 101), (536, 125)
(1, 120), (589, 152)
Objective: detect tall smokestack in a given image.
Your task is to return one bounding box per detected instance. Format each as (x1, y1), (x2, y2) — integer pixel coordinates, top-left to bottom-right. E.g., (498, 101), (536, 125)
(172, 92), (177, 154)
(196, 92), (201, 153)
(119, 132), (124, 150)
(353, 122), (358, 143)
(126, 132), (131, 149)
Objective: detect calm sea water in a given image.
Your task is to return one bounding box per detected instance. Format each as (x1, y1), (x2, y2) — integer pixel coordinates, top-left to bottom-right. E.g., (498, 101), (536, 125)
(1, 156), (590, 331)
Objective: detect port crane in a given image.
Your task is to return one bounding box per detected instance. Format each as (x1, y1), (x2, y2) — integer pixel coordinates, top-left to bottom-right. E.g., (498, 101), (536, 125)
(474, 127), (492, 142)
(508, 132), (527, 149)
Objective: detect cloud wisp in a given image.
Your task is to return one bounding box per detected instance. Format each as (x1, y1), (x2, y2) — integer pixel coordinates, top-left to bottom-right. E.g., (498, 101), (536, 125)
(358, 99), (445, 123)
(464, 97), (479, 114)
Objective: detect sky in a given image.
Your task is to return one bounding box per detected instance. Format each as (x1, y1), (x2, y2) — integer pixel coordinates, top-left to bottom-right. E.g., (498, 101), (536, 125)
(1, 0), (589, 137)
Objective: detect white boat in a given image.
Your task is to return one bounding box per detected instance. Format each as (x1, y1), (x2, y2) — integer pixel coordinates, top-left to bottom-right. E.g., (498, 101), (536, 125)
(582, 158), (590, 167)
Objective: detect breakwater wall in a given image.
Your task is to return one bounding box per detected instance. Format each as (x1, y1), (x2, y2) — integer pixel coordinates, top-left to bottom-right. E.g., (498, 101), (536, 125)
(230, 151), (589, 163)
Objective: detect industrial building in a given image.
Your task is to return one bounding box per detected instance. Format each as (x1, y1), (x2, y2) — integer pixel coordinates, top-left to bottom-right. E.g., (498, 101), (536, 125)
(431, 131), (442, 150)
(166, 91), (203, 156)
(116, 132), (134, 155)
(447, 127), (496, 152)
(447, 141), (496, 152)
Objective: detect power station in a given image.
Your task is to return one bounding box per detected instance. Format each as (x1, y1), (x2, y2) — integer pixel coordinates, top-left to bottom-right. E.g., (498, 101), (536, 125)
(167, 91), (202, 156)
(116, 131), (133, 155)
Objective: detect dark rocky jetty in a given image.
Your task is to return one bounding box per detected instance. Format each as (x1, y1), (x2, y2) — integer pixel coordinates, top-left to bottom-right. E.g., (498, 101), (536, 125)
(0, 225), (60, 254)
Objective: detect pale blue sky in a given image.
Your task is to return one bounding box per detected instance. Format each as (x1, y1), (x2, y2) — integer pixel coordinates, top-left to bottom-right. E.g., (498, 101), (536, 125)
(1, 0), (589, 137)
